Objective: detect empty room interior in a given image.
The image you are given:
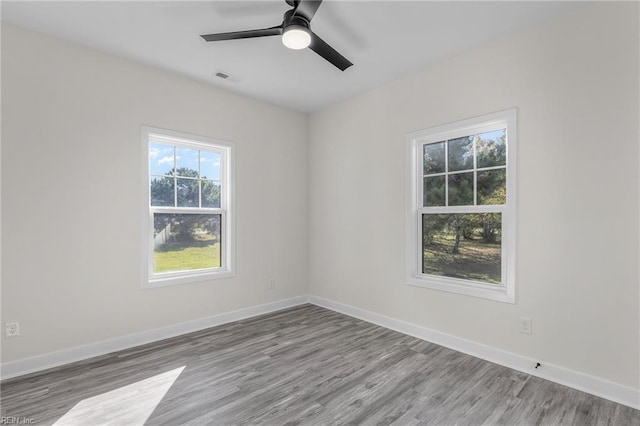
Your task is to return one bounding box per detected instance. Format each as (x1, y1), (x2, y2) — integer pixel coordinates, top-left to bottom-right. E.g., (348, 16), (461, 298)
(1, 0), (639, 424)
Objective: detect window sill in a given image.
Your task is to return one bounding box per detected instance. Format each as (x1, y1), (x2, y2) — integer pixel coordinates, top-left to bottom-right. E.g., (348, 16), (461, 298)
(406, 274), (515, 304)
(144, 269), (235, 289)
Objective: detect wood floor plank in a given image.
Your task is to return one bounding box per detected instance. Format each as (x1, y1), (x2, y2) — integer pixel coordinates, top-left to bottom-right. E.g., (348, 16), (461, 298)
(1, 304), (638, 425)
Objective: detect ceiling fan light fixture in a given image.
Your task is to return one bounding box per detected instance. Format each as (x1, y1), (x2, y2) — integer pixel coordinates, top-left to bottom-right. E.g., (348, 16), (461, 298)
(201, 0), (353, 70)
(282, 25), (311, 50)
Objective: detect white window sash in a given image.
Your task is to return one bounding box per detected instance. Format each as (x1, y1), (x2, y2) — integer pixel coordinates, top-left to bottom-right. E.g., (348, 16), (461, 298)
(405, 109), (516, 303)
(142, 126), (235, 288)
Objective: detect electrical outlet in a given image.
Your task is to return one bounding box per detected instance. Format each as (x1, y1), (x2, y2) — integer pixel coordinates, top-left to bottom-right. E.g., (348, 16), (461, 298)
(519, 317), (532, 335)
(5, 322), (20, 338)
(268, 279), (276, 290)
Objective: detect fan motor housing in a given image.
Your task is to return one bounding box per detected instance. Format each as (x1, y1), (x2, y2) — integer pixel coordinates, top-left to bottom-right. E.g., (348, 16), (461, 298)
(283, 9), (310, 29)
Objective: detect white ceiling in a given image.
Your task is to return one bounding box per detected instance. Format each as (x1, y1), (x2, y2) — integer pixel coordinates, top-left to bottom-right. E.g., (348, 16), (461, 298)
(1, 1), (583, 113)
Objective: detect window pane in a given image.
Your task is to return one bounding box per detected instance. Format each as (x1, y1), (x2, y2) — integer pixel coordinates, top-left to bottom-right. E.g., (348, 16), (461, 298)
(150, 176), (174, 206)
(200, 151), (221, 181)
(149, 143), (174, 176)
(153, 213), (221, 273)
(423, 142), (445, 175)
(202, 180), (221, 208)
(423, 176), (445, 207)
(478, 169), (506, 205)
(176, 147), (200, 177)
(448, 172), (474, 206)
(476, 129), (506, 168)
(447, 136), (473, 171)
(176, 178), (199, 207)
(422, 213), (501, 284)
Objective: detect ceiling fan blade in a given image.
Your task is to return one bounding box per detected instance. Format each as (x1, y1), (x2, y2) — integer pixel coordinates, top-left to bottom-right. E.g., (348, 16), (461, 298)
(309, 31), (353, 71)
(293, 0), (323, 22)
(201, 26), (283, 42)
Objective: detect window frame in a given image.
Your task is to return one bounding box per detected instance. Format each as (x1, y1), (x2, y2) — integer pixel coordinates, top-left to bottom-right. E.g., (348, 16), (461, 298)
(141, 126), (235, 288)
(405, 109), (517, 303)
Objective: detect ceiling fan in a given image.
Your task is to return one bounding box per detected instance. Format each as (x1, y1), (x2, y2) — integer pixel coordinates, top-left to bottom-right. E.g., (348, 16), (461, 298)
(200, 0), (353, 71)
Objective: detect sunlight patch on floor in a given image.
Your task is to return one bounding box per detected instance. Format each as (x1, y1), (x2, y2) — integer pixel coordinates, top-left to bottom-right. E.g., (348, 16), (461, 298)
(53, 366), (185, 425)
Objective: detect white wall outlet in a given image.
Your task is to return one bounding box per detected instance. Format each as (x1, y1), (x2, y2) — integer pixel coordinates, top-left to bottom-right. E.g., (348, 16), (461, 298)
(268, 279), (276, 290)
(5, 322), (20, 338)
(519, 317), (532, 335)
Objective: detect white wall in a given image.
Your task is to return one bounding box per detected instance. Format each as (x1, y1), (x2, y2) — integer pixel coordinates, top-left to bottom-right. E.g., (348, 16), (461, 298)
(1, 24), (308, 362)
(2, 1), (639, 399)
(308, 3), (639, 389)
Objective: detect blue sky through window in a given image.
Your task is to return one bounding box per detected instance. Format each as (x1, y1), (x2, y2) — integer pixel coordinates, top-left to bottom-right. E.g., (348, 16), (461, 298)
(149, 140), (221, 180)
(477, 129), (505, 143)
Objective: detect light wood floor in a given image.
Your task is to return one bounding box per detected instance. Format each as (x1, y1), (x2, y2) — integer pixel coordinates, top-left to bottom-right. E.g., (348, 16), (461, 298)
(1, 304), (638, 425)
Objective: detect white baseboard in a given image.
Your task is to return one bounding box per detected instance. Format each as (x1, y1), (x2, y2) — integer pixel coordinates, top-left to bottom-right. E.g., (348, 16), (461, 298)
(3, 294), (638, 411)
(0, 296), (310, 381)
(308, 295), (640, 410)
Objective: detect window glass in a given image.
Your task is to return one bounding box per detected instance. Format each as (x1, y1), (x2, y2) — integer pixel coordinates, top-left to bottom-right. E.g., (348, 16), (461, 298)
(200, 151), (221, 181)
(448, 136), (474, 172)
(477, 169), (506, 205)
(448, 172), (474, 206)
(423, 176), (446, 207)
(175, 147), (200, 177)
(149, 143), (174, 176)
(150, 176), (175, 207)
(153, 213), (221, 273)
(201, 180), (221, 208)
(176, 177), (199, 207)
(422, 213), (502, 284)
(423, 142), (446, 174)
(476, 129), (506, 168)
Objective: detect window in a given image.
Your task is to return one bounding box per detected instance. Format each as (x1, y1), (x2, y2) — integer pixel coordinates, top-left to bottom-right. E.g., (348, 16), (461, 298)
(405, 109), (516, 303)
(142, 126), (235, 287)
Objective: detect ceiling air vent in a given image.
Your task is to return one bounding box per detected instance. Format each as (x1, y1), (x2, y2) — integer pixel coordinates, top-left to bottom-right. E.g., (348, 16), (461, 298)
(214, 70), (241, 84)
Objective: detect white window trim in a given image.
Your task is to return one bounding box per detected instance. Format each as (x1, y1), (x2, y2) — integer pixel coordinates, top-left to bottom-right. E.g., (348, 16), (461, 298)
(405, 109), (517, 303)
(141, 126), (236, 288)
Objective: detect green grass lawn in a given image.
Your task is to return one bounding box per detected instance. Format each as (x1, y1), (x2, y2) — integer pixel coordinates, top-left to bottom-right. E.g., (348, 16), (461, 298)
(423, 235), (501, 284)
(154, 239), (220, 273)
